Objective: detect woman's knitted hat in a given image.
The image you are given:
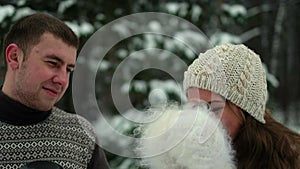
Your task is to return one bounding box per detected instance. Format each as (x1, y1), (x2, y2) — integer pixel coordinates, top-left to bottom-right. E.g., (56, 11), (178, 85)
(183, 43), (267, 123)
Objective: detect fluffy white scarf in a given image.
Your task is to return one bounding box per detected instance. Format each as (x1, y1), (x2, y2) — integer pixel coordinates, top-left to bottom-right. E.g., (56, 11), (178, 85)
(136, 103), (236, 169)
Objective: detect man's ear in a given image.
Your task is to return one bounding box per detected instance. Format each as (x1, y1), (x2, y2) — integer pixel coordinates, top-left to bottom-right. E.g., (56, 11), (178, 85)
(5, 44), (23, 70)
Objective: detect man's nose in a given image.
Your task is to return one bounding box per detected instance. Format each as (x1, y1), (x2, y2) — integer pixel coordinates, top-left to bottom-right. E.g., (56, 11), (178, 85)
(52, 69), (69, 87)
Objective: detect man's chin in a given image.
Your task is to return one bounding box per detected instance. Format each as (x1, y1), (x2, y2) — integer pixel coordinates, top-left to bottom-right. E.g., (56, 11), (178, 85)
(33, 101), (55, 111)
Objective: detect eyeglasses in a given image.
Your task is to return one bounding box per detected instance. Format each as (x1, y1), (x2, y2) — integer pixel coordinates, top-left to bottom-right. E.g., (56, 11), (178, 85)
(185, 98), (226, 115)
(186, 99), (211, 109)
(186, 98), (246, 124)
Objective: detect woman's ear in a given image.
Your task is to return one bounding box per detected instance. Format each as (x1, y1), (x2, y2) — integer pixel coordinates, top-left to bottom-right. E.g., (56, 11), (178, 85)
(5, 44), (23, 70)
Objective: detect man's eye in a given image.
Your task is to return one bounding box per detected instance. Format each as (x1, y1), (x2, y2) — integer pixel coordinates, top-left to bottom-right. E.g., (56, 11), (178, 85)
(47, 61), (58, 66)
(66, 68), (74, 73)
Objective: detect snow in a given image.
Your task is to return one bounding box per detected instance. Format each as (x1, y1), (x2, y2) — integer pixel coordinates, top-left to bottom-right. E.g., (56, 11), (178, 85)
(111, 20), (137, 37)
(0, 5), (34, 23)
(16, 0), (26, 6)
(148, 89), (168, 107)
(99, 60), (111, 71)
(121, 82), (131, 94)
(177, 3), (189, 17)
(93, 113), (135, 153)
(132, 80), (147, 93)
(165, 2), (192, 18)
(96, 13), (106, 21)
(65, 21), (80, 36)
(148, 21), (162, 32)
(0, 5), (15, 23)
(262, 63), (279, 88)
(79, 21), (94, 35)
(58, 0), (77, 14)
(210, 32), (241, 45)
(121, 80), (181, 101)
(165, 2), (202, 22)
(117, 158), (136, 169)
(222, 4), (247, 17)
(164, 30), (209, 59)
(12, 7), (35, 21)
(65, 21), (94, 36)
(172, 32), (198, 59)
(117, 49), (128, 59)
(165, 2), (181, 14)
(144, 34), (158, 48)
(110, 114), (134, 133)
(272, 110), (300, 134)
(149, 80), (182, 98)
(191, 5), (202, 22)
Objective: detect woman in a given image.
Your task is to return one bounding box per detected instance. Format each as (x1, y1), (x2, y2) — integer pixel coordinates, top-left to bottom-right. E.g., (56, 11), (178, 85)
(183, 43), (300, 169)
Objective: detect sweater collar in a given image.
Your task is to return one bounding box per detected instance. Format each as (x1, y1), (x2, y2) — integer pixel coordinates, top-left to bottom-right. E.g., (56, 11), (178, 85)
(0, 89), (51, 126)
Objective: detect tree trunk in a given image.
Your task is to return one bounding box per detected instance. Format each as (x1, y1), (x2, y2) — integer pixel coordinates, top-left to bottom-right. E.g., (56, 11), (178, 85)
(286, 0), (300, 124)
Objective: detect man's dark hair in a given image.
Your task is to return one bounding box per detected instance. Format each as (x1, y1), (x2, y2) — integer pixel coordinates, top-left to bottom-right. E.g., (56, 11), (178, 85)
(2, 13), (79, 67)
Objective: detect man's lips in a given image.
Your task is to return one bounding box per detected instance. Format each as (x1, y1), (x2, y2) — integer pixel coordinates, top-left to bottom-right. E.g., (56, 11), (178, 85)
(42, 87), (60, 97)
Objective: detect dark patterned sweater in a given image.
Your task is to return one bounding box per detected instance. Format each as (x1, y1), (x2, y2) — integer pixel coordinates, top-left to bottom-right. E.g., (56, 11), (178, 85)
(0, 91), (110, 169)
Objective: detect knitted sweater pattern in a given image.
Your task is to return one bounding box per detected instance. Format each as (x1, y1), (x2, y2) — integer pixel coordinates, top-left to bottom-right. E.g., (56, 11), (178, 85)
(0, 107), (96, 169)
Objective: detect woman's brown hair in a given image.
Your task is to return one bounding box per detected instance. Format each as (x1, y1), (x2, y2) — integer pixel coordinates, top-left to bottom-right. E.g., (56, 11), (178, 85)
(233, 109), (300, 169)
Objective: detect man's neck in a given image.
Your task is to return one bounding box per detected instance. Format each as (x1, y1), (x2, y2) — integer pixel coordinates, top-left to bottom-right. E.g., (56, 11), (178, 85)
(0, 89), (51, 126)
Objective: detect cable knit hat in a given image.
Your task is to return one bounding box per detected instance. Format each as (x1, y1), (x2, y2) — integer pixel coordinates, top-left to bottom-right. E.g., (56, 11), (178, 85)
(183, 43), (267, 123)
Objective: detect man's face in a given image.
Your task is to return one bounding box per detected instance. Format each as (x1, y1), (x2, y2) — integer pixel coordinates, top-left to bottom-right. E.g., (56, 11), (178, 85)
(14, 32), (77, 111)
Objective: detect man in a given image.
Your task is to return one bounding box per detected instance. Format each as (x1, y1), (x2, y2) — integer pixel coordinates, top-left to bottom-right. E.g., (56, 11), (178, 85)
(0, 13), (110, 169)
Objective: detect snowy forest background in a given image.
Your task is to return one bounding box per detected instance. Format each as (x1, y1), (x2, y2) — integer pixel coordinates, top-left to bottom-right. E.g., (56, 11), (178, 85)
(0, 0), (299, 168)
